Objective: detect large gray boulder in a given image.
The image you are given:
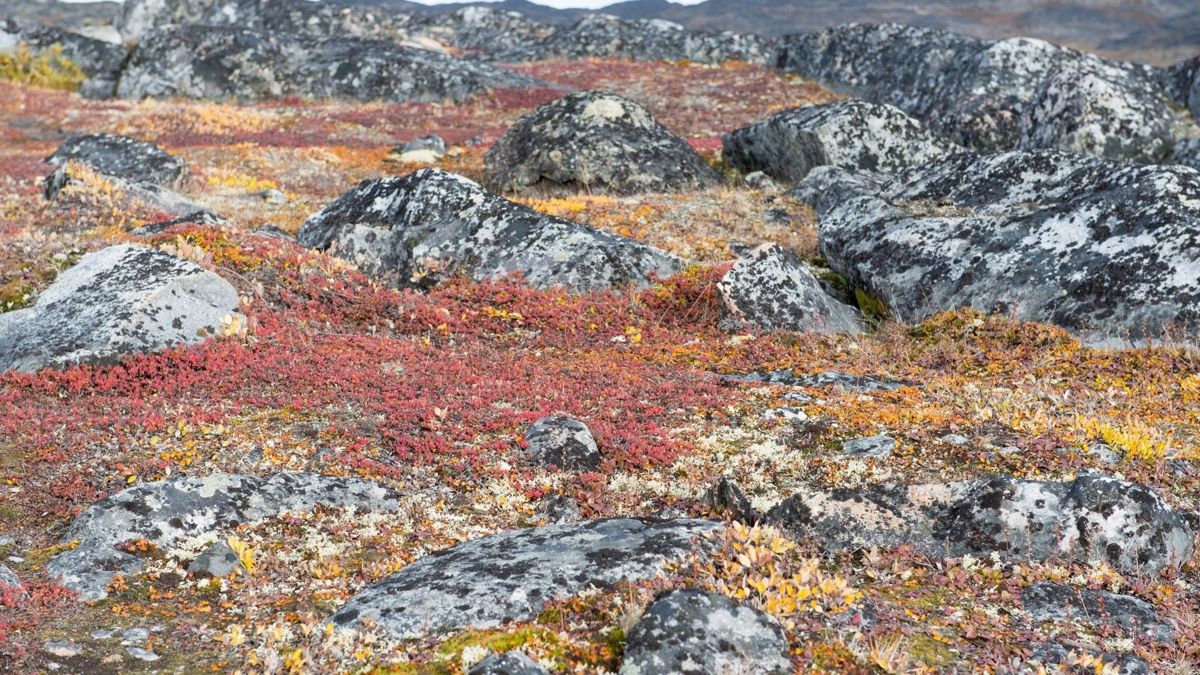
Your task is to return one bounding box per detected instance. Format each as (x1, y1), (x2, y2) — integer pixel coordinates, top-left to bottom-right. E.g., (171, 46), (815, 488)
(717, 244), (863, 334)
(115, 0), (408, 42)
(116, 25), (546, 103)
(800, 151), (1200, 344)
(484, 91), (720, 195)
(0, 245), (241, 373)
(297, 168), (683, 292)
(329, 518), (721, 639)
(619, 589), (791, 675)
(46, 472), (403, 600)
(45, 134), (188, 195)
(0, 19), (129, 98)
(776, 23), (1175, 163)
(1023, 583), (1173, 643)
(764, 472), (1195, 576)
(723, 100), (955, 182)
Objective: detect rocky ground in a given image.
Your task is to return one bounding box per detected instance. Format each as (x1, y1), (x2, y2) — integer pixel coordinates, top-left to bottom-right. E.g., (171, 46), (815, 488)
(1, 2), (1199, 674)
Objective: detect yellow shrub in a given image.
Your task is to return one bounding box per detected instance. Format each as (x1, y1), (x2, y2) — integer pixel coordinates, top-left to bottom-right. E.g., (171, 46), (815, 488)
(0, 43), (85, 92)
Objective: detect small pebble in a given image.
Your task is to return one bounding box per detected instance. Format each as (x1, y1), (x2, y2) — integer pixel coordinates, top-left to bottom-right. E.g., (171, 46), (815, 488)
(127, 647), (160, 662)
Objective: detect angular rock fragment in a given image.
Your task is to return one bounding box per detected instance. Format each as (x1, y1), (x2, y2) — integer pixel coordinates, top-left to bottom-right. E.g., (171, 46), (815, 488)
(620, 589), (791, 675)
(0, 245), (241, 373)
(46, 134), (188, 195)
(187, 541), (244, 579)
(1023, 583), (1173, 643)
(46, 472), (403, 600)
(0, 563), (22, 591)
(717, 244), (863, 334)
(524, 416), (601, 472)
(297, 168), (682, 292)
(330, 518), (720, 639)
(724, 100), (954, 182)
(484, 91), (719, 195)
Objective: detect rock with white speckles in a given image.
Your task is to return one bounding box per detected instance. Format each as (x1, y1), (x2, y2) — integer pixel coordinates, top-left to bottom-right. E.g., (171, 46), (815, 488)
(1023, 583), (1172, 642)
(484, 91), (720, 195)
(329, 518), (721, 639)
(468, 652), (547, 675)
(619, 589), (790, 675)
(45, 134), (188, 194)
(298, 168), (682, 292)
(765, 472), (1194, 576)
(45, 472), (403, 600)
(717, 244), (863, 334)
(0, 563), (22, 590)
(802, 150), (1200, 344)
(724, 100), (956, 183)
(525, 416), (601, 472)
(0, 245), (242, 373)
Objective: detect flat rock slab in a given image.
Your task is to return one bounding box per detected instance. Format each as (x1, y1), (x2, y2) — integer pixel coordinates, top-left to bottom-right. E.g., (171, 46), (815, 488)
(330, 518), (721, 639)
(0, 245), (241, 373)
(484, 91), (720, 195)
(802, 150), (1200, 344)
(620, 589), (791, 675)
(721, 369), (908, 391)
(841, 434), (896, 458)
(764, 472), (1194, 576)
(46, 472), (403, 600)
(724, 100), (954, 182)
(717, 243), (863, 334)
(524, 416), (602, 472)
(297, 168), (682, 292)
(1023, 582), (1172, 643)
(46, 134), (188, 190)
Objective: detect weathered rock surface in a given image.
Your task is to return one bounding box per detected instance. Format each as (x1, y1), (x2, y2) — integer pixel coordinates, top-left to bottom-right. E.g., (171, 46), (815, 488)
(1161, 54), (1199, 121)
(115, 0), (408, 43)
(724, 101), (954, 182)
(187, 541), (243, 579)
(764, 472), (1194, 575)
(0, 563), (22, 591)
(1032, 643), (1149, 675)
(297, 168), (683, 292)
(116, 26), (547, 103)
(414, 6), (555, 58)
(1174, 136), (1200, 170)
(392, 134), (447, 164)
(721, 369), (908, 391)
(1023, 583), (1173, 643)
(46, 472), (403, 600)
(777, 23), (1175, 162)
(524, 416), (601, 472)
(620, 589), (791, 675)
(0, 245), (241, 373)
(802, 151), (1200, 344)
(484, 91), (719, 195)
(46, 134), (188, 192)
(0, 18), (129, 98)
(329, 518), (721, 639)
(841, 434), (895, 458)
(717, 244), (863, 334)
(468, 652), (547, 675)
(44, 161), (216, 225)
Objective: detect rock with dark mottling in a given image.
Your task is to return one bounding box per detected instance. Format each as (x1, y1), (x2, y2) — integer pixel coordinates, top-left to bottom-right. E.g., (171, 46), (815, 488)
(1023, 583), (1173, 642)
(45, 160), (216, 225)
(468, 652), (547, 675)
(764, 472), (1194, 575)
(297, 168), (682, 292)
(46, 472), (402, 600)
(620, 589), (790, 675)
(329, 518), (721, 639)
(392, 134), (447, 164)
(484, 91), (719, 195)
(717, 244), (863, 334)
(1031, 643), (1149, 675)
(724, 100), (954, 182)
(116, 25), (547, 103)
(841, 434), (895, 458)
(46, 134), (188, 195)
(187, 541), (243, 579)
(0, 245), (241, 373)
(115, 0), (408, 43)
(525, 416), (601, 472)
(803, 151), (1200, 344)
(721, 369), (908, 391)
(0, 18), (129, 98)
(1174, 136), (1200, 170)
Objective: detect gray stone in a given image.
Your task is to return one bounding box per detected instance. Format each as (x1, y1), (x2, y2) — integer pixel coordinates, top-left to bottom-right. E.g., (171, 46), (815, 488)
(760, 407), (808, 423)
(329, 518), (721, 639)
(620, 589), (790, 675)
(717, 244), (863, 334)
(116, 0), (409, 42)
(45, 162), (217, 226)
(941, 434), (969, 446)
(704, 477), (761, 524)
(0, 19), (129, 98)
(297, 168), (682, 292)
(45, 134), (188, 194)
(0, 245), (242, 373)
(394, 134), (448, 163)
(46, 472), (403, 600)
(121, 628), (150, 646)
(721, 369), (908, 391)
(43, 641), (82, 658)
(525, 416), (601, 472)
(484, 91), (719, 196)
(803, 151), (1200, 345)
(469, 652), (547, 675)
(1031, 642), (1148, 675)
(187, 541), (243, 578)
(0, 563), (21, 590)
(90, 629), (117, 640)
(1174, 136), (1200, 170)
(253, 224), (294, 241)
(126, 647), (160, 662)
(724, 100), (954, 183)
(1086, 442), (1121, 465)
(764, 472), (1194, 576)
(841, 434), (895, 458)
(1023, 582), (1172, 643)
(538, 495), (582, 525)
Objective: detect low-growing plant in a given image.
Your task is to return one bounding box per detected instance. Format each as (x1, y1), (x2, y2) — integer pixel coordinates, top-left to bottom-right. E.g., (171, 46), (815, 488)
(0, 43), (85, 92)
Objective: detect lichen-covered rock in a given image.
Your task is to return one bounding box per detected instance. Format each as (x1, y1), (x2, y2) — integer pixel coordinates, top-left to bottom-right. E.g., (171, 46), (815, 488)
(489, 13), (771, 66)
(777, 23), (1173, 162)
(1174, 136), (1200, 170)
(413, 6), (556, 58)
(468, 652), (547, 675)
(297, 168), (682, 292)
(619, 589), (791, 675)
(46, 472), (403, 600)
(717, 244), (863, 334)
(721, 369), (908, 392)
(803, 151), (1200, 344)
(0, 18), (129, 98)
(0, 245), (241, 373)
(1023, 583), (1172, 643)
(524, 416), (601, 472)
(44, 161), (216, 225)
(841, 434), (895, 458)
(329, 518), (721, 639)
(116, 26), (547, 103)
(46, 134), (188, 192)
(0, 563), (22, 591)
(723, 100), (954, 182)
(115, 0), (408, 43)
(483, 91), (719, 195)
(187, 541), (243, 579)
(764, 472), (1194, 576)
